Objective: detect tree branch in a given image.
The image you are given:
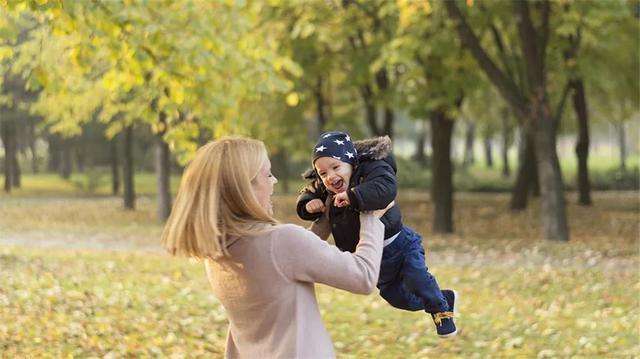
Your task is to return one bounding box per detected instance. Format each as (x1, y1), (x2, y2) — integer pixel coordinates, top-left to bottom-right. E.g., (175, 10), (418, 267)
(444, 1), (527, 116)
(515, 1), (543, 90)
(489, 23), (516, 84)
(539, 0), (551, 68)
(553, 80), (571, 132)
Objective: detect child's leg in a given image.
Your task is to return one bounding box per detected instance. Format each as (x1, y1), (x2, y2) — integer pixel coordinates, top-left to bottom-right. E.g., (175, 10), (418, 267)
(377, 237), (425, 311)
(400, 228), (449, 313)
(378, 280), (425, 311)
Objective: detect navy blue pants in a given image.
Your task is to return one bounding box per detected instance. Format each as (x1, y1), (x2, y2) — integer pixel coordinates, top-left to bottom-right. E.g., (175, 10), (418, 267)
(376, 226), (449, 314)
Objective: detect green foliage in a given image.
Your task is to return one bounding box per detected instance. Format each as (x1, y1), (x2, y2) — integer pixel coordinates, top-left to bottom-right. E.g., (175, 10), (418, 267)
(0, 0), (637, 170)
(590, 167), (640, 191)
(70, 169), (107, 194)
(2, 1), (295, 162)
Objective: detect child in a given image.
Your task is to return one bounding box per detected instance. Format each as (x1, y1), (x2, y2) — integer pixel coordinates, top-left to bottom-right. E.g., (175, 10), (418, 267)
(296, 131), (458, 337)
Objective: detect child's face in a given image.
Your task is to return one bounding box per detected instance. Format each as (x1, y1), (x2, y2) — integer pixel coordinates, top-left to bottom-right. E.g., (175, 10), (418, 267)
(314, 156), (353, 194)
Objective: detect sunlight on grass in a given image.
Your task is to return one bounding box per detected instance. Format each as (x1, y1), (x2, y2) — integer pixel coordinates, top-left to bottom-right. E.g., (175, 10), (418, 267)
(0, 246), (637, 357)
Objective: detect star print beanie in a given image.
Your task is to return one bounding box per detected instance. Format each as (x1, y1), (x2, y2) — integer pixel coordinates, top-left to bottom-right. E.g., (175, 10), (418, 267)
(312, 131), (357, 166)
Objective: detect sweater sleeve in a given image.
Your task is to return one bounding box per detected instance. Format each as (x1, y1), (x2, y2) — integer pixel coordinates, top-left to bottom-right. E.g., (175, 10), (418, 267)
(272, 214), (384, 295)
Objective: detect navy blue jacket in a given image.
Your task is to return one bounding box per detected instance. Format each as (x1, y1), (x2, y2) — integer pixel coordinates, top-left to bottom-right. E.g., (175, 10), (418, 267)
(296, 136), (402, 253)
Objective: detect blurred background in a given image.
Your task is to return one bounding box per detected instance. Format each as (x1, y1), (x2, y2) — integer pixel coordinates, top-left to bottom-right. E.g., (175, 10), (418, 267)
(0, 0), (638, 357)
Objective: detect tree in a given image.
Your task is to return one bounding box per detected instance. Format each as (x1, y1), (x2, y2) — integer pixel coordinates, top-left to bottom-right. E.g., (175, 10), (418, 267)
(3, 1), (294, 220)
(583, 1), (639, 173)
(391, 1), (480, 233)
(340, 0), (402, 138)
(445, 0), (571, 241)
(462, 120), (476, 167)
(500, 108), (513, 178)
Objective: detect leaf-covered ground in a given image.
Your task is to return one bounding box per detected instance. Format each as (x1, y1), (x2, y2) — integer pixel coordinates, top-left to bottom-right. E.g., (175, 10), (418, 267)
(1, 191), (638, 357)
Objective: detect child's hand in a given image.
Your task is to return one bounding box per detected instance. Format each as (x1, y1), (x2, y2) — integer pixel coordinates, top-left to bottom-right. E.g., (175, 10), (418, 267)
(334, 192), (350, 207)
(305, 199), (326, 213)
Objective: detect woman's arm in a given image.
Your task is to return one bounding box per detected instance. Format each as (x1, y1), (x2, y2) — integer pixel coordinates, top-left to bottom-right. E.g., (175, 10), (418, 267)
(272, 214), (384, 294)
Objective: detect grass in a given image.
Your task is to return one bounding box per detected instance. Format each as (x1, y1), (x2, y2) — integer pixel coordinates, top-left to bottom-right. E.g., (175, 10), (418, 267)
(1, 239), (637, 357)
(0, 179), (638, 357)
(0, 173), (183, 198)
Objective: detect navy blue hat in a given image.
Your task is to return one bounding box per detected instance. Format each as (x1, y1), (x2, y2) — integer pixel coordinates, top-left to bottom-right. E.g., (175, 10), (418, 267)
(312, 131), (357, 166)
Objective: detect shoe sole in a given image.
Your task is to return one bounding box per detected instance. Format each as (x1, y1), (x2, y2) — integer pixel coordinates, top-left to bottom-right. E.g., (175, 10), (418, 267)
(438, 289), (458, 339)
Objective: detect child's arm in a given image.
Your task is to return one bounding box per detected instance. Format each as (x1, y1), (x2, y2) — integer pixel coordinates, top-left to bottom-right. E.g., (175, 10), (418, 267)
(308, 202), (331, 241)
(347, 161), (397, 211)
(296, 180), (328, 221)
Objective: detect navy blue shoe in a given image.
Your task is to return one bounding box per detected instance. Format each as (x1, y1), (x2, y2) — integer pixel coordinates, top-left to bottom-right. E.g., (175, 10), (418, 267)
(432, 289), (457, 338)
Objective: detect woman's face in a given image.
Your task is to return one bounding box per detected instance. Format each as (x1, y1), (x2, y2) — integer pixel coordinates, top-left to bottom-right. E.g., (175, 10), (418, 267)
(252, 157), (278, 215)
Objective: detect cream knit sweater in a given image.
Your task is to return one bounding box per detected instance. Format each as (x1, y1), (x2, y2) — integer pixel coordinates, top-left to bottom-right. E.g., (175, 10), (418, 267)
(205, 214), (384, 359)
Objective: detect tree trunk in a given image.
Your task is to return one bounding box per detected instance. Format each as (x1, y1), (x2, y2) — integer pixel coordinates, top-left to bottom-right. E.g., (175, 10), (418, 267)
(532, 108), (569, 241)
(484, 135), (494, 168)
(1, 117), (16, 193)
(155, 113), (172, 221)
(111, 136), (120, 195)
(618, 122), (627, 172)
(273, 149), (290, 194)
(530, 150), (540, 197)
(123, 126), (136, 210)
(156, 133), (171, 222)
(360, 85), (381, 136)
(29, 120), (38, 174)
(47, 134), (61, 173)
(60, 139), (72, 179)
(76, 141), (86, 173)
(413, 119), (429, 166)
(11, 153), (20, 188)
(571, 79), (591, 205)
(316, 76), (327, 134)
(375, 69), (394, 138)
(511, 132), (536, 210)
(383, 107), (394, 139)
(501, 111), (511, 177)
(430, 110), (455, 234)
(463, 121), (475, 167)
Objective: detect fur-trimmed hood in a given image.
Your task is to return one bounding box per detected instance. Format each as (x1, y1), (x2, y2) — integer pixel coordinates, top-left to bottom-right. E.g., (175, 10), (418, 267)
(354, 135), (392, 161)
(302, 135), (394, 180)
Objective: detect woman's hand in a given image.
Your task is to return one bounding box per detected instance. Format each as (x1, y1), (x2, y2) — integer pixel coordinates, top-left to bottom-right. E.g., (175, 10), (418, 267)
(305, 199), (326, 213)
(367, 201), (395, 218)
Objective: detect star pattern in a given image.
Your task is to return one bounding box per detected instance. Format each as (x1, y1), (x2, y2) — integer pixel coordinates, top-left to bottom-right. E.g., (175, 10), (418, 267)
(314, 132), (358, 165)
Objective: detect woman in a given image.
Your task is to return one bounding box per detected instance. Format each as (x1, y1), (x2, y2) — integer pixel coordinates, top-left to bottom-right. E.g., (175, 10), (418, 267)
(161, 137), (390, 358)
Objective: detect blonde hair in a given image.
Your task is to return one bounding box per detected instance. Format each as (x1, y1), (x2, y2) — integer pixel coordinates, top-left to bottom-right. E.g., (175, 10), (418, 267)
(161, 137), (277, 259)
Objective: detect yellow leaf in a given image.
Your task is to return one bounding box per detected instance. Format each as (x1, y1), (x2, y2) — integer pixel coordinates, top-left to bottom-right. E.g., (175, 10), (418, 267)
(286, 92), (299, 107)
